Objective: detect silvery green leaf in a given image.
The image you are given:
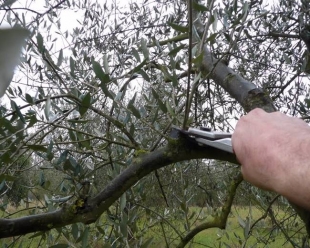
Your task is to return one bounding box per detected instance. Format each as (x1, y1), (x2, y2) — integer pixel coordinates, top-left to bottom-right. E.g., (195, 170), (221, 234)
(71, 110), (80, 119)
(0, 27), (29, 97)
(44, 95), (51, 120)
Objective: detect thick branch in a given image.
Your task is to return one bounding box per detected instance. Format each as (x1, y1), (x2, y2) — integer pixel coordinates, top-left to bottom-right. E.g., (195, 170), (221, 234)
(200, 47), (276, 112)
(190, 6), (275, 112)
(0, 135), (237, 238)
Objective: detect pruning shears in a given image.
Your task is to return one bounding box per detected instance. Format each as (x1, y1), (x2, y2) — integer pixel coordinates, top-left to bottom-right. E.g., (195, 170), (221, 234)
(172, 126), (234, 153)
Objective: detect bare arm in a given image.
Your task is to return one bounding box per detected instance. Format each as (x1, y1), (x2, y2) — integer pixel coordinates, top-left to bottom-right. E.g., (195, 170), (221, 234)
(232, 108), (310, 209)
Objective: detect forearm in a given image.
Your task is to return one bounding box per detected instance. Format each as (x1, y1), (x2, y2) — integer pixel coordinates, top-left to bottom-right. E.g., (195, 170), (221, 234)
(275, 131), (310, 209)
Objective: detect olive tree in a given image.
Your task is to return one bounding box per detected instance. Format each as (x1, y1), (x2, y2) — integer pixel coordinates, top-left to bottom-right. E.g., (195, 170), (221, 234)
(0, 0), (310, 246)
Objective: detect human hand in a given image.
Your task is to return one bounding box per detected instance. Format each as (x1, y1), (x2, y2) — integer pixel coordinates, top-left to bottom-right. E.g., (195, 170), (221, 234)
(232, 108), (310, 208)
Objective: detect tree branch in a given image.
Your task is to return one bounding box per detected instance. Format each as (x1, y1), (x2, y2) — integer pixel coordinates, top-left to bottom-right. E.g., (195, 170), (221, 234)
(199, 46), (276, 112)
(0, 133), (237, 238)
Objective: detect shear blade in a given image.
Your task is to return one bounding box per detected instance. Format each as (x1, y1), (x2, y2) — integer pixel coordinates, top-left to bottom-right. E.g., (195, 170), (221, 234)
(188, 127), (231, 140)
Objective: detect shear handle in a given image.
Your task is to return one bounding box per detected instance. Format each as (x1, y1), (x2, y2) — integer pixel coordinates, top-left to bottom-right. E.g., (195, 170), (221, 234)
(187, 127), (232, 140)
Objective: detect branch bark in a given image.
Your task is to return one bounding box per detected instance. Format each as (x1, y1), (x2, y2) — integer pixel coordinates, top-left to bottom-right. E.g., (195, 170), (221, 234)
(199, 46), (276, 113)
(0, 135), (237, 238)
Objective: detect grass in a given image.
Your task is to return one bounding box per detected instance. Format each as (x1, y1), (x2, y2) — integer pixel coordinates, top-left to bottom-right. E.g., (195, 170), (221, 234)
(191, 205), (303, 248)
(0, 203), (307, 247)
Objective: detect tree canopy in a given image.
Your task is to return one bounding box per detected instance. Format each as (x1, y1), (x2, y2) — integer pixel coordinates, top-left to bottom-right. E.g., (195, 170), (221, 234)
(0, 0), (310, 246)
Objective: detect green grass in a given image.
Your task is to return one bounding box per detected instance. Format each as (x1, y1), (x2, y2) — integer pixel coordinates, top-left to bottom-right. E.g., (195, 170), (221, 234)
(192, 215), (297, 248)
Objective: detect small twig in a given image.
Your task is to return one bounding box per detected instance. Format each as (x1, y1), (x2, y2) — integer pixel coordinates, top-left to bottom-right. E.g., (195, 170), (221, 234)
(183, 0), (193, 129)
(154, 170), (169, 207)
(247, 195), (280, 236)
